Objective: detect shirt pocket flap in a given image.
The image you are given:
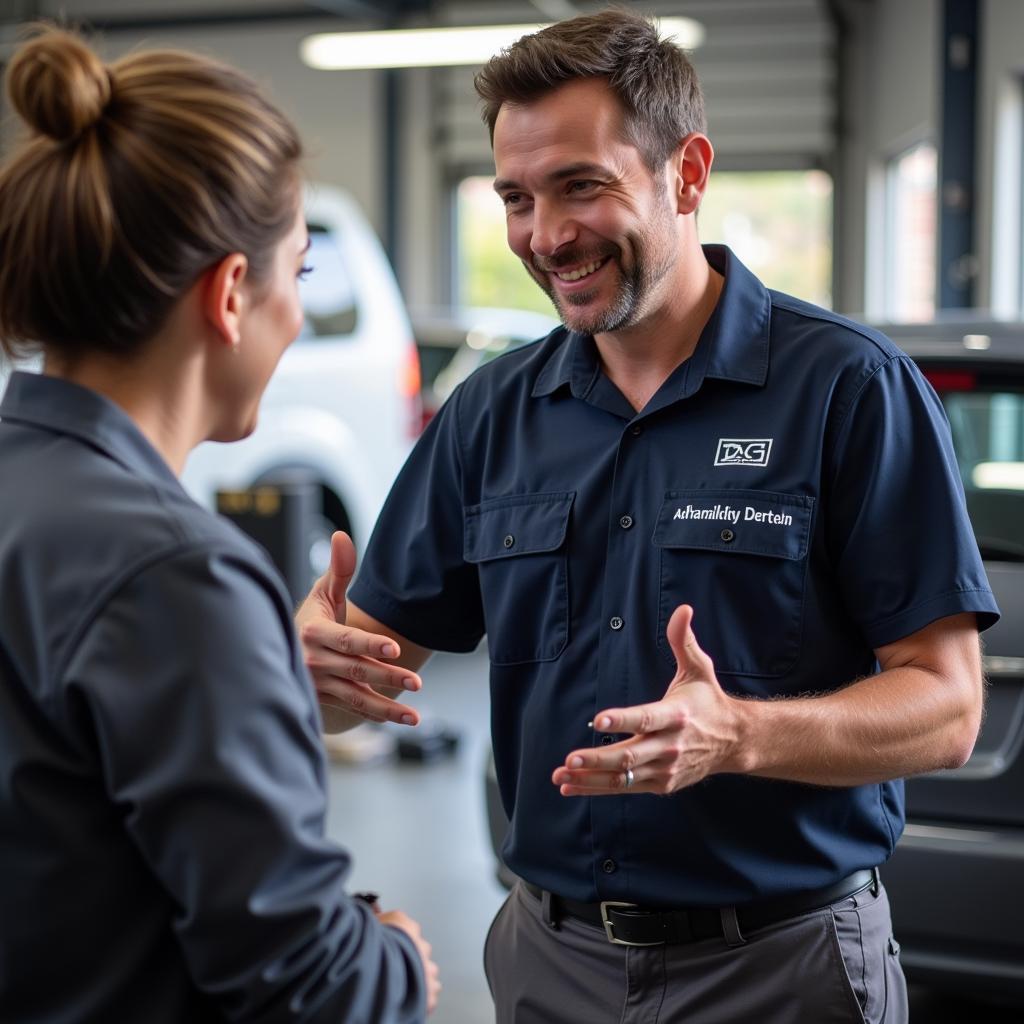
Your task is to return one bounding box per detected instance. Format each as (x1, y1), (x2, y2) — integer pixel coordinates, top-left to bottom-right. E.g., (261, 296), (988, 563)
(653, 489), (813, 561)
(464, 492), (575, 563)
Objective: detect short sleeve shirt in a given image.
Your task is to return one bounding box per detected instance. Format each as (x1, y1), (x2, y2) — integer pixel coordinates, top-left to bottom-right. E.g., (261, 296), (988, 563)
(350, 245), (999, 906)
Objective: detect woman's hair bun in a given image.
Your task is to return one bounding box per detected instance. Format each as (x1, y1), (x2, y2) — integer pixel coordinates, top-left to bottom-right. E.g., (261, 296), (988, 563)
(6, 26), (114, 142)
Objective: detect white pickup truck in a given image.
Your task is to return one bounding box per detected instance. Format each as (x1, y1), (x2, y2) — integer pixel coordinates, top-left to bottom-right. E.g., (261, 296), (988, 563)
(2, 185), (421, 582)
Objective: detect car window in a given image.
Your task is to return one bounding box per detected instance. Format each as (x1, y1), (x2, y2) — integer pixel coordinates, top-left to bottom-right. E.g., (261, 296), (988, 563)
(940, 388), (1024, 559)
(297, 225), (358, 339)
(417, 343), (459, 390)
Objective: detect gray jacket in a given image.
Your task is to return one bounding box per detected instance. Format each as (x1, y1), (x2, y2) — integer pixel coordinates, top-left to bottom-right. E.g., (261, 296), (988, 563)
(0, 372), (424, 1024)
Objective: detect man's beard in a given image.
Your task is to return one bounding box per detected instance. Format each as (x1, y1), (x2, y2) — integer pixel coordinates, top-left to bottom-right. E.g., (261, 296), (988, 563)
(527, 208), (676, 336)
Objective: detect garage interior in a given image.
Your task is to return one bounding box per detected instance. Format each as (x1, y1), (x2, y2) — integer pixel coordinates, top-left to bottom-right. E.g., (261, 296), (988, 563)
(2, 2), (1023, 1022)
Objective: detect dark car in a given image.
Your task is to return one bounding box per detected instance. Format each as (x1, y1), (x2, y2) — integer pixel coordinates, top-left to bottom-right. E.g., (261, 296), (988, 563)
(871, 320), (1024, 1002)
(483, 319), (1024, 1002)
(412, 306), (559, 424)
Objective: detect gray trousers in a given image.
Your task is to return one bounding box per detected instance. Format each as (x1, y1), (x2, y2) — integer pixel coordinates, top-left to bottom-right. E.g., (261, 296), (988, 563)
(484, 881), (908, 1024)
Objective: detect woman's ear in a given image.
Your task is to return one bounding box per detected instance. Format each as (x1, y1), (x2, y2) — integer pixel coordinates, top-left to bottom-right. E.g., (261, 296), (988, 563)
(673, 133), (715, 216)
(201, 253), (249, 350)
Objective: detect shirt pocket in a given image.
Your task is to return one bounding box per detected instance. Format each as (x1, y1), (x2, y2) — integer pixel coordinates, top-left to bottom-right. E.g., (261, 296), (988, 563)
(653, 489), (814, 677)
(464, 491), (575, 665)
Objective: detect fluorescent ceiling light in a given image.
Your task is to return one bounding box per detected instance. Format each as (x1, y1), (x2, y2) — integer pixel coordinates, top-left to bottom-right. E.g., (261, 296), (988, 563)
(962, 333), (991, 350)
(972, 461), (1024, 490)
(301, 18), (704, 71)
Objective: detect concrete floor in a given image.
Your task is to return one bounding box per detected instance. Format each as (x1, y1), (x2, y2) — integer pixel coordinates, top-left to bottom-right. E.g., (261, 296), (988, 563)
(324, 647), (505, 1024)
(323, 647), (1022, 1024)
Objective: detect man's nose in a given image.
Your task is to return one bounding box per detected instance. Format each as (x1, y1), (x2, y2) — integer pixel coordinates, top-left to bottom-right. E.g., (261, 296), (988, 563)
(529, 200), (578, 260)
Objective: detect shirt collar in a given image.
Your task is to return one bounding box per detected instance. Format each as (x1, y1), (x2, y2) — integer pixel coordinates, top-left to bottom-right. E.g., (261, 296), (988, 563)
(700, 244), (771, 387)
(531, 244), (771, 400)
(531, 328), (596, 399)
(0, 371), (184, 489)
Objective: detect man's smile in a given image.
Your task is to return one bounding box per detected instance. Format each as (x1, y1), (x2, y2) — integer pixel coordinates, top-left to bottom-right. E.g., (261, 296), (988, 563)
(554, 257), (610, 282)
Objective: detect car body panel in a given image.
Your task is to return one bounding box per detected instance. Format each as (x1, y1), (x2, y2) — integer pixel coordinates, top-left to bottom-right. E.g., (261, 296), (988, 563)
(870, 321), (1024, 999)
(881, 821), (1024, 999)
(412, 306), (560, 421)
(181, 185), (419, 560)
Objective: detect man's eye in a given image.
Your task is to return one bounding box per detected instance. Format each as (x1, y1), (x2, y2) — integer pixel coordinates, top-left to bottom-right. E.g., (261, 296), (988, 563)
(568, 180), (597, 193)
(501, 193), (523, 207)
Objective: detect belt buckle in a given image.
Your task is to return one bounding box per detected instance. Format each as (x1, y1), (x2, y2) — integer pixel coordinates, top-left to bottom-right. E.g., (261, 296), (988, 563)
(599, 901), (664, 947)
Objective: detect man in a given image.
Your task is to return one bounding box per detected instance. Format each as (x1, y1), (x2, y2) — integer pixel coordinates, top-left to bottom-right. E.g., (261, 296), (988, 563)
(298, 10), (998, 1023)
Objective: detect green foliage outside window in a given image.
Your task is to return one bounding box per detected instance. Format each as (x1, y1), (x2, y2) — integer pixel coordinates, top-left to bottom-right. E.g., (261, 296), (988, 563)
(456, 176), (557, 315)
(699, 170), (833, 309)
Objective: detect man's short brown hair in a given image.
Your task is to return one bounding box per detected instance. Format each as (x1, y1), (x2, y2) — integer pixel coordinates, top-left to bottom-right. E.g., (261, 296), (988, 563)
(474, 8), (706, 170)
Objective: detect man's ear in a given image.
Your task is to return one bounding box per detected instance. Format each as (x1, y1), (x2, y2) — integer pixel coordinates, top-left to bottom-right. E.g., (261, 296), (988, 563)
(672, 133), (715, 216)
(201, 253), (249, 349)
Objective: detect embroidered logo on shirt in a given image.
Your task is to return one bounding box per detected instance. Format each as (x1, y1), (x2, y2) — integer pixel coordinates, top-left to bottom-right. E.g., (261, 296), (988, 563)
(672, 503), (793, 526)
(714, 438), (772, 467)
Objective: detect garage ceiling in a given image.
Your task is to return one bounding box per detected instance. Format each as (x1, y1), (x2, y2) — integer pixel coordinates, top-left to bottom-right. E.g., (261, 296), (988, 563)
(1, 0), (437, 30)
(436, 0), (837, 171)
(2, 0), (838, 170)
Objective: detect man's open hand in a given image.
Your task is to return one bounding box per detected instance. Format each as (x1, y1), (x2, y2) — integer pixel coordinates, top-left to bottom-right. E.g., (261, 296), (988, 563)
(295, 532), (423, 727)
(552, 605), (746, 795)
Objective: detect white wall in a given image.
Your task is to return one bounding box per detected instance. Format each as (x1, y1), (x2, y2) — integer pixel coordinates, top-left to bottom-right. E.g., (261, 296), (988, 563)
(835, 0), (938, 314)
(841, 0), (1024, 318)
(977, 0), (1024, 313)
(88, 21), (384, 238)
(874, 0), (940, 155)
(398, 66), (450, 311)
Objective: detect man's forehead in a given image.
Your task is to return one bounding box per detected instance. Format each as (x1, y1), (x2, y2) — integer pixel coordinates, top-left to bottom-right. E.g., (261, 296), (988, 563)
(493, 78), (625, 137)
(492, 81), (635, 176)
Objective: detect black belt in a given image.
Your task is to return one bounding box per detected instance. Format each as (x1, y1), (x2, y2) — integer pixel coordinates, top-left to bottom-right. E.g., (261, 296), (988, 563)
(523, 868), (878, 947)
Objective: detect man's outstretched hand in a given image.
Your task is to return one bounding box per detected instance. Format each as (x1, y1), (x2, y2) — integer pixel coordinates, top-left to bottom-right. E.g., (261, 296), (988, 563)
(552, 605), (747, 795)
(296, 532), (423, 728)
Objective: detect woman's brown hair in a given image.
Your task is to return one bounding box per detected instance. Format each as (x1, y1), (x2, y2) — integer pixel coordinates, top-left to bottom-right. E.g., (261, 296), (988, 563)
(0, 25), (302, 359)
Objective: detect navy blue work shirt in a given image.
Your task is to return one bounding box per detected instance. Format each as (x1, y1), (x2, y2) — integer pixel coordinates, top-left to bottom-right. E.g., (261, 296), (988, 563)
(350, 246), (999, 907)
(0, 373), (425, 1023)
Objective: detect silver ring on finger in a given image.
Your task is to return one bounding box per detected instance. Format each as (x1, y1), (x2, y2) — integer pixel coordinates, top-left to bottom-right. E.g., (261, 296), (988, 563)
(624, 768), (634, 789)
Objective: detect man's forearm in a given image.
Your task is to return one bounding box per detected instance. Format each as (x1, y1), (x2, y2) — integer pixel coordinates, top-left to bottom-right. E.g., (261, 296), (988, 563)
(732, 664), (982, 787)
(555, 612), (984, 798)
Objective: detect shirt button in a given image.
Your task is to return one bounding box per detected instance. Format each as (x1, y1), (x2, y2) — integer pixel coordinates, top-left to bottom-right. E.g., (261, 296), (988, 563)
(619, 514), (633, 530)
(720, 528), (735, 543)
(600, 734), (616, 746)
(503, 534), (515, 549)
(630, 424), (643, 436)
(609, 616), (624, 631)
(602, 859), (618, 874)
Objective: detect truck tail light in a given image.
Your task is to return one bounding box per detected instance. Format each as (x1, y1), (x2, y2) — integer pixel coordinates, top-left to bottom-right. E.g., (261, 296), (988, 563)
(400, 341), (424, 438)
(923, 370), (977, 392)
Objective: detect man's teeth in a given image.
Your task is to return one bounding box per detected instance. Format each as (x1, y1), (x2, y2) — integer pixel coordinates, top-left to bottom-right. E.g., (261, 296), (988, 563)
(556, 259), (603, 282)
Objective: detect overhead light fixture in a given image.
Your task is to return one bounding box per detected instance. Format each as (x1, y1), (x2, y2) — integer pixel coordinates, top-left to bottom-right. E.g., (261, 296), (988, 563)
(962, 333), (991, 350)
(300, 17), (704, 71)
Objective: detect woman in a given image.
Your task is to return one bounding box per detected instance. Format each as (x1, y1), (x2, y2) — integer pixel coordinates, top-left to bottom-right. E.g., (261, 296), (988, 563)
(0, 26), (437, 1023)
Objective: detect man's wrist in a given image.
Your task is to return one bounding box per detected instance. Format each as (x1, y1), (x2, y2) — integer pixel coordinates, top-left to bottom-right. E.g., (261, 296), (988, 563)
(723, 695), (762, 776)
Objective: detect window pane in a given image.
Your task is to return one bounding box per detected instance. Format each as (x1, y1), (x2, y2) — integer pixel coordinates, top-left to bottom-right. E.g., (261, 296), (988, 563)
(942, 389), (1024, 556)
(698, 170), (834, 309)
(456, 176), (557, 316)
(885, 143), (937, 321)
